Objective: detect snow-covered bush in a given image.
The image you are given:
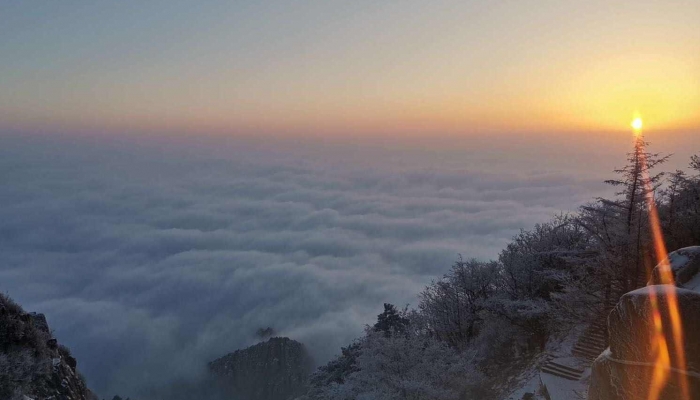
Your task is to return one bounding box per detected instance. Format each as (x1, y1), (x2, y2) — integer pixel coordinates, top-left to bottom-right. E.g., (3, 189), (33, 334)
(304, 308), (484, 400)
(343, 328), (481, 400)
(307, 326), (482, 399)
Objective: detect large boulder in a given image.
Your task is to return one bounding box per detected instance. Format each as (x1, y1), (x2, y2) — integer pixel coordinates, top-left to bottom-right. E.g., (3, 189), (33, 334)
(589, 286), (700, 399)
(209, 337), (313, 400)
(589, 347), (691, 400)
(589, 247), (700, 400)
(607, 285), (700, 373)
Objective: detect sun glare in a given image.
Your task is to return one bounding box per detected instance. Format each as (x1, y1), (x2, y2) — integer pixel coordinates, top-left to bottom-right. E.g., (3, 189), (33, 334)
(632, 117), (643, 132)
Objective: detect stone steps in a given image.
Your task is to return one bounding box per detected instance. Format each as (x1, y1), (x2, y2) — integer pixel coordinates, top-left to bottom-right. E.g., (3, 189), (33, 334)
(581, 330), (606, 338)
(572, 346), (602, 361)
(578, 337), (606, 349)
(585, 334), (606, 343)
(571, 351), (597, 362)
(590, 321), (607, 329)
(564, 274), (647, 368)
(572, 315), (610, 363)
(574, 342), (605, 354)
(540, 361), (584, 381)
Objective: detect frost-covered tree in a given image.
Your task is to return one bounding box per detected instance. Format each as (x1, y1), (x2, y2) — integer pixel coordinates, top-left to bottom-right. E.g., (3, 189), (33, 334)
(374, 303), (410, 337)
(307, 318), (482, 400)
(493, 213), (600, 345)
(342, 328), (481, 400)
(307, 341), (361, 388)
(662, 170), (690, 248)
(660, 155), (700, 249)
(691, 155), (700, 173)
(420, 215), (596, 354)
(304, 309), (484, 399)
(604, 137), (669, 233)
(603, 137), (669, 291)
(419, 258), (499, 347)
(579, 137), (669, 299)
(499, 214), (592, 301)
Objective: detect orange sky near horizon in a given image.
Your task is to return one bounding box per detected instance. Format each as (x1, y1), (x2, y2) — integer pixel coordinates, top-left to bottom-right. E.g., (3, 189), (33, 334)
(1, 1), (699, 136)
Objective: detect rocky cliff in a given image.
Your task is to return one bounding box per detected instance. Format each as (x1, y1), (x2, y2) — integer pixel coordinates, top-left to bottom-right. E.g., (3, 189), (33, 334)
(0, 294), (94, 400)
(209, 337), (313, 400)
(588, 246), (700, 400)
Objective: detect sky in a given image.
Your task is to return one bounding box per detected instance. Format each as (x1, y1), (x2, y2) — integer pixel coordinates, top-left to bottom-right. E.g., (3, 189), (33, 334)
(1, 0), (699, 136)
(1, 1), (700, 398)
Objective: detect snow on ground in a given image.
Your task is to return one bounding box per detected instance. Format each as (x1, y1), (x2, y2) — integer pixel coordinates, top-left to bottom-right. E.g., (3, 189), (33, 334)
(503, 373), (542, 400)
(540, 369), (589, 400)
(502, 322), (590, 400)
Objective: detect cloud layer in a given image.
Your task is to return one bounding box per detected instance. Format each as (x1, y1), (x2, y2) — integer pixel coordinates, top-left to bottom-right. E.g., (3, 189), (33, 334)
(0, 133), (610, 397)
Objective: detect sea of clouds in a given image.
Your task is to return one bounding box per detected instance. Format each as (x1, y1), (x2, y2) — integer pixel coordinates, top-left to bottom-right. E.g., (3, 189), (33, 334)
(0, 131), (654, 396)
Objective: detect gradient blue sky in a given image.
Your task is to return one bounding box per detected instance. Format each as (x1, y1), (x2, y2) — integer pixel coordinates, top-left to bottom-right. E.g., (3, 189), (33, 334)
(2, 0), (699, 135)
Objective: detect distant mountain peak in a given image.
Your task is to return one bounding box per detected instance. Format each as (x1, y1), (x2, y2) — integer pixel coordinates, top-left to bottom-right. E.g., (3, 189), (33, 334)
(209, 337), (313, 400)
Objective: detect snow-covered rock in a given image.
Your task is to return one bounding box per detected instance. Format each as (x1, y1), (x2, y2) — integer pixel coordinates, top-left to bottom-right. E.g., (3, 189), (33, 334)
(648, 246), (700, 290)
(607, 286), (700, 373)
(589, 285), (700, 399)
(589, 247), (700, 400)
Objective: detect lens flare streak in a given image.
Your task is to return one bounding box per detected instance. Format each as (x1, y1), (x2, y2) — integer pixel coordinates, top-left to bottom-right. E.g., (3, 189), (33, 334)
(637, 133), (690, 400)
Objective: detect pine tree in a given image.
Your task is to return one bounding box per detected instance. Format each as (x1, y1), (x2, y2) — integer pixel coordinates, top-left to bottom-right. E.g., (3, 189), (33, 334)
(691, 155), (700, 173)
(373, 303), (410, 337)
(580, 137), (670, 297)
(660, 154), (700, 248)
(661, 170), (688, 248)
(604, 137), (670, 234)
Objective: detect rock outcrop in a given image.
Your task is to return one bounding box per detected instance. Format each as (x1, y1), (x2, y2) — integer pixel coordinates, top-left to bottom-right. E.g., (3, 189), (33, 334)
(648, 246), (700, 290)
(209, 337), (313, 400)
(588, 247), (700, 400)
(0, 294), (94, 400)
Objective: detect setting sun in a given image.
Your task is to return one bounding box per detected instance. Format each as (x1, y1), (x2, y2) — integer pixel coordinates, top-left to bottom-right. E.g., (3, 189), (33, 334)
(632, 117), (643, 131)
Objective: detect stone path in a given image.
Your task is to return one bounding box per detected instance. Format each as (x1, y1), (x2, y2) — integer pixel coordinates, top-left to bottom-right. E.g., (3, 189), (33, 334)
(571, 319), (608, 363)
(538, 266), (649, 397)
